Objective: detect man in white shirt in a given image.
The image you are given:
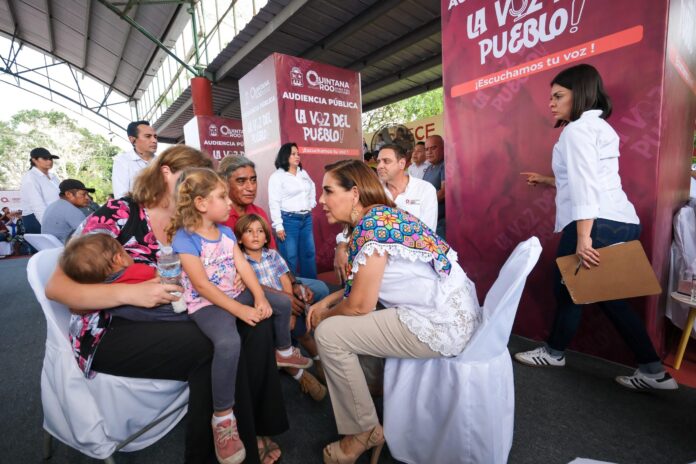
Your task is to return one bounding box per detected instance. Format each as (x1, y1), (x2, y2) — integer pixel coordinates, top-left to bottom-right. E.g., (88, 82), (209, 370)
(19, 147), (61, 233)
(333, 143), (438, 282)
(377, 144), (438, 230)
(112, 121), (158, 198)
(407, 141), (430, 179)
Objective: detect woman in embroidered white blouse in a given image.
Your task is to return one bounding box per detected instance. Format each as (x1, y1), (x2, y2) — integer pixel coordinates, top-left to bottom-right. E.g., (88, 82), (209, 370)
(516, 64), (677, 391)
(268, 142), (318, 278)
(307, 160), (481, 464)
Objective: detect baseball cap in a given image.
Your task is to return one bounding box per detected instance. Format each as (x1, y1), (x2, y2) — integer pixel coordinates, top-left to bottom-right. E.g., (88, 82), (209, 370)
(59, 179), (95, 194)
(30, 147), (60, 160)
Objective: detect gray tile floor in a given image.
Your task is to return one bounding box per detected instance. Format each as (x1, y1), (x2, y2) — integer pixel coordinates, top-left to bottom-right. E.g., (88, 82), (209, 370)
(2, 256), (695, 463)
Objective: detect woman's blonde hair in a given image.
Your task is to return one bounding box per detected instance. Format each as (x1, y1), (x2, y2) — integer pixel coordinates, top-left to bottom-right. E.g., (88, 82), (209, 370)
(131, 145), (213, 207)
(165, 168), (226, 242)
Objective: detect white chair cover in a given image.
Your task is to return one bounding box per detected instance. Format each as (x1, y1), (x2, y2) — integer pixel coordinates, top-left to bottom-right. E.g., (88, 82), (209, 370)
(27, 248), (189, 459)
(24, 233), (63, 250)
(666, 204), (696, 339)
(0, 240), (11, 256)
(384, 237), (542, 464)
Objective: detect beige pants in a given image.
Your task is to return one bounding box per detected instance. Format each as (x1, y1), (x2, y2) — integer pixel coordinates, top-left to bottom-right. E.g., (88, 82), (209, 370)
(315, 308), (440, 435)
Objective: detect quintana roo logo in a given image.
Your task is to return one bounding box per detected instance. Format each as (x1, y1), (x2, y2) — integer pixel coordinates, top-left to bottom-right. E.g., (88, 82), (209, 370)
(291, 67), (303, 87)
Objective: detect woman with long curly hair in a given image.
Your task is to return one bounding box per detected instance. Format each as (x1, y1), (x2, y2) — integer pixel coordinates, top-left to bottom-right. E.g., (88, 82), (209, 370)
(46, 146), (289, 463)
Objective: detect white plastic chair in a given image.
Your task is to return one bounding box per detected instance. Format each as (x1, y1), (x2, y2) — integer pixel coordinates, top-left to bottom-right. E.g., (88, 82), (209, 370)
(666, 204), (696, 339)
(383, 237), (542, 464)
(24, 233), (63, 250)
(27, 248), (189, 462)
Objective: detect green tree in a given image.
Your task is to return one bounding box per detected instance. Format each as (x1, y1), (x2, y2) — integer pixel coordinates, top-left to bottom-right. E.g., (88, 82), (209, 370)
(362, 87), (443, 134)
(0, 110), (119, 203)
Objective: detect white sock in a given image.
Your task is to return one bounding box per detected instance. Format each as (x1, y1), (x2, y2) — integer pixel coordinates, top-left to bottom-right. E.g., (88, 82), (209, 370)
(278, 347), (294, 357)
(293, 369), (304, 381)
(212, 411), (234, 426)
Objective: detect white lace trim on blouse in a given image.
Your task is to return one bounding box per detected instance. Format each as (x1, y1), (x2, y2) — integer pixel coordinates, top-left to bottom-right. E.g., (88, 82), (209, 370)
(350, 242), (481, 357)
(349, 241), (458, 278)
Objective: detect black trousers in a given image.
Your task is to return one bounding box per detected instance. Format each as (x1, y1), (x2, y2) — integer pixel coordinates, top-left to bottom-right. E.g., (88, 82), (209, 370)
(21, 213), (40, 234)
(92, 317), (288, 464)
(546, 219), (661, 365)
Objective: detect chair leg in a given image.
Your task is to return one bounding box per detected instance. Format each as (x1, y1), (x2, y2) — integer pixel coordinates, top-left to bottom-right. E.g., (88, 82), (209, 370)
(104, 456), (116, 464)
(674, 308), (696, 370)
(43, 430), (53, 460)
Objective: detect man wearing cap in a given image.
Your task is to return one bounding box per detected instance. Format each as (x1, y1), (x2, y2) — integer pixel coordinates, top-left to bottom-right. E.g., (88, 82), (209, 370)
(19, 147), (61, 233)
(42, 179), (94, 243)
(112, 120), (158, 199)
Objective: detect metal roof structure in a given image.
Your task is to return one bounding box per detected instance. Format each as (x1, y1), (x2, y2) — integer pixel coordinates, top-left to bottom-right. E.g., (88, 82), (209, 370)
(0, 0), (443, 142)
(154, 0), (443, 141)
(0, 0), (190, 133)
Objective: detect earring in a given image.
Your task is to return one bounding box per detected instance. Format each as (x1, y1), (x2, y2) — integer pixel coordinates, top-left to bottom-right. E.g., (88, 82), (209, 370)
(350, 206), (360, 224)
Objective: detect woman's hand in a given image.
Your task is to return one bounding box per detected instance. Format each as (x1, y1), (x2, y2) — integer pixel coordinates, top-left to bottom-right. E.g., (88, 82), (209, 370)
(576, 235), (600, 268)
(255, 297), (273, 319)
(306, 300), (330, 332)
(128, 277), (183, 308)
(520, 172), (554, 187)
(239, 305), (262, 326)
(276, 229), (286, 241)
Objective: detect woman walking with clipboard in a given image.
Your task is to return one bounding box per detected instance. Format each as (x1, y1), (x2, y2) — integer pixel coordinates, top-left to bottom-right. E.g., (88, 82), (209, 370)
(514, 64), (677, 391)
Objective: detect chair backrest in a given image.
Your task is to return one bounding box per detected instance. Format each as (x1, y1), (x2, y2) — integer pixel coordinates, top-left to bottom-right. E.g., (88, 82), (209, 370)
(27, 248), (71, 346)
(27, 247), (190, 459)
(673, 205), (696, 273)
(457, 236), (542, 362)
(24, 233), (63, 251)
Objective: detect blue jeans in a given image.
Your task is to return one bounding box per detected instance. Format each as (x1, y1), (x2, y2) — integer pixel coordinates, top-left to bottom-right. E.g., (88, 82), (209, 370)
(546, 219), (661, 368)
(276, 211), (317, 279)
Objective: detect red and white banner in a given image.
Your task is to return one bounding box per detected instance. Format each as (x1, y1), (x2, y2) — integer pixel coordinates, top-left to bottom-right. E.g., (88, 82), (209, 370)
(183, 115), (245, 168)
(239, 53), (363, 272)
(443, 0), (696, 363)
(0, 191), (21, 210)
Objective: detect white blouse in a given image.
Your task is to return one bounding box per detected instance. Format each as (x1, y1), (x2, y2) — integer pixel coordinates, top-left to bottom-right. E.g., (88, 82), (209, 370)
(268, 168), (317, 231)
(351, 242), (482, 356)
(552, 110), (639, 232)
(19, 167), (60, 223)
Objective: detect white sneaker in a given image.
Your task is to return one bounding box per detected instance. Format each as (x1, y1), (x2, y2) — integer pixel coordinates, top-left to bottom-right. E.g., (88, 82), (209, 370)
(514, 347), (566, 367)
(615, 370), (679, 391)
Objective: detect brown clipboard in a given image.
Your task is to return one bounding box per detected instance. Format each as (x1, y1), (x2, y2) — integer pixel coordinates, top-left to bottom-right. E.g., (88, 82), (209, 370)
(556, 240), (661, 304)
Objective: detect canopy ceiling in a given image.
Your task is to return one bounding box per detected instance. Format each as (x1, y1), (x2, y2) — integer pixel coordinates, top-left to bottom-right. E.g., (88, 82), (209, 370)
(154, 0), (443, 141)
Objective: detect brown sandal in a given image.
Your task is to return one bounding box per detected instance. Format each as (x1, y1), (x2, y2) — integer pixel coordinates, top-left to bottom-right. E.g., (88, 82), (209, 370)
(322, 425), (385, 464)
(257, 436), (281, 464)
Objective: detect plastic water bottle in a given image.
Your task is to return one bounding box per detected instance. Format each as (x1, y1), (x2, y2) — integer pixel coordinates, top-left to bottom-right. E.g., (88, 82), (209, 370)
(157, 246), (187, 313)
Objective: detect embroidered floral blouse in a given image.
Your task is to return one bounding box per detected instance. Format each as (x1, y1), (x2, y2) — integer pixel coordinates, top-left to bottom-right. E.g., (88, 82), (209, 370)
(346, 205), (481, 356)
